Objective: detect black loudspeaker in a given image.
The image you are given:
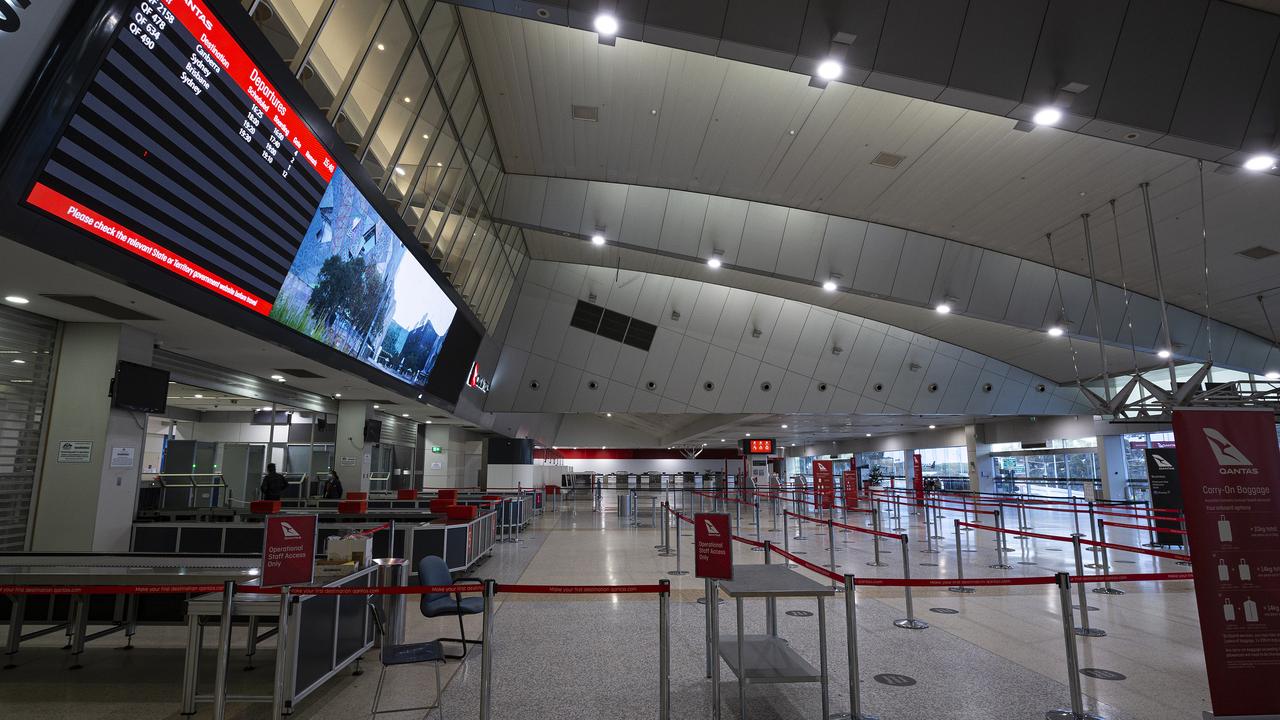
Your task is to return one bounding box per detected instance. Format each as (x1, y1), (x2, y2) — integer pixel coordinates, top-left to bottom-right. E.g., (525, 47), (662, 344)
(363, 418), (382, 443)
(316, 417), (328, 431)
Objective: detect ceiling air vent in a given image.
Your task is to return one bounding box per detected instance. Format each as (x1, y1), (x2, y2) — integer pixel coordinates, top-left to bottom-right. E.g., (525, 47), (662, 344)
(275, 368), (326, 379)
(571, 104), (600, 122)
(41, 294), (159, 320)
(1237, 245), (1278, 260)
(870, 151), (906, 169)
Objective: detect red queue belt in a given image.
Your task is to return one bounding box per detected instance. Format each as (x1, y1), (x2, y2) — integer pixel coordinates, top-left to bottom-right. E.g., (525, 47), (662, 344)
(1, 583), (668, 596)
(784, 509), (901, 540)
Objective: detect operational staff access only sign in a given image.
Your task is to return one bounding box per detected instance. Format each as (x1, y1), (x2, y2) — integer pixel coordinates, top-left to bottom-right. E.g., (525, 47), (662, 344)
(694, 513), (733, 580)
(1171, 408), (1280, 719)
(262, 514), (316, 587)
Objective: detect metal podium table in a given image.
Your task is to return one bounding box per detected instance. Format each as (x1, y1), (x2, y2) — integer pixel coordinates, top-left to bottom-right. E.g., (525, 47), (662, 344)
(713, 564), (834, 720)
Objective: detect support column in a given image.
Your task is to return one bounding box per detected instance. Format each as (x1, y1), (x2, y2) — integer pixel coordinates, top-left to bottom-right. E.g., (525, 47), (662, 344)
(1096, 434), (1128, 501)
(965, 424), (994, 494)
(334, 400), (371, 493)
(31, 324), (153, 552)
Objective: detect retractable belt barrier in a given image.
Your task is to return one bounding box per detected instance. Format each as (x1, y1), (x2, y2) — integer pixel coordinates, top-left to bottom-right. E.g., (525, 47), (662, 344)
(1102, 519), (1187, 535)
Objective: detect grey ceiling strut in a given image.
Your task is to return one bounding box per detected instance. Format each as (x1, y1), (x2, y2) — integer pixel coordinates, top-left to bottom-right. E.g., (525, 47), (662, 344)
(1140, 182), (1178, 389)
(1081, 213), (1109, 401)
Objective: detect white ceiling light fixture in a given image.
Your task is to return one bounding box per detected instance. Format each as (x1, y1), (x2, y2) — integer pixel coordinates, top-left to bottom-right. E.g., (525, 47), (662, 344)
(865, 433), (871, 437)
(781, 424), (788, 429)
(928, 424), (937, 429)
(372, 404), (380, 409)
(1047, 326), (1065, 337)
(193, 394), (203, 398)
(745, 432), (751, 437)
(334, 393), (342, 398)
(376, 43), (385, 51)
(935, 302), (951, 314)
(11, 359), (25, 364)
(259, 406), (271, 412)
(4, 295), (29, 305)
(1243, 154), (1277, 172)
(593, 13), (618, 37)
(1032, 106), (1062, 126)
(1157, 349), (1172, 359)
(816, 59), (842, 81)
(606, 412), (613, 417)
(402, 413), (410, 418)
(394, 166), (406, 176)
(707, 251), (723, 269)
(425, 420), (432, 424)
(1265, 372), (1280, 380)
(590, 233), (606, 246)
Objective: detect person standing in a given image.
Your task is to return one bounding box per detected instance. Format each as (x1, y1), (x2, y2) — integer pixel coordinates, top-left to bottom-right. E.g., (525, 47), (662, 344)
(322, 470), (344, 499)
(260, 463), (287, 501)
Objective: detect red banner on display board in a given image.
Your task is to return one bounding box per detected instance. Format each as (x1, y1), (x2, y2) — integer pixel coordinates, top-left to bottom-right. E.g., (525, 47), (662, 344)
(262, 515), (317, 587)
(813, 460), (834, 509)
(913, 453), (925, 506)
(1171, 409), (1280, 719)
(694, 513), (733, 580)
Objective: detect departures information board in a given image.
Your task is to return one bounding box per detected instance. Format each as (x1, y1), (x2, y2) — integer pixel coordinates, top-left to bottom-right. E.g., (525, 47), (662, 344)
(23, 0), (467, 391)
(29, 0), (334, 313)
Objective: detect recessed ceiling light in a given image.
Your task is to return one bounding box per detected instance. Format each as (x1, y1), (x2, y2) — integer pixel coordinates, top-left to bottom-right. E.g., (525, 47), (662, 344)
(720, 439), (725, 442)
(334, 393), (342, 398)
(1243, 154), (1277, 172)
(928, 424), (936, 429)
(601, 445), (607, 449)
(395, 166), (406, 176)
(745, 432), (751, 437)
(865, 433), (871, 437)
(1047, 326), (1064, 337)
(426, 420), (432, 424)
(422, 133), (430, 140)
(606, 412), (612, 417)
(650, 109), (658, 115)
(193, 393), (203, 398)
(591, 234), (606, 246)
(822, 280), (837, 292)
(4, 295), (29, 305)
(270, 374), (285, 381)
(402, 413), (410, 417)
(1157, 349), (1171, 359)
(781, 424), (788, 429)
(593, 13), (618, 36)
(1265, 372), (1280, 380)
(372, 404), (380, 409)
(11, 359), (25, 364)
(403, 96), (412, 103)
(259, 406), (271, 411)
(788, 129), (796, 135)
(376, 43), (385, 51)
(1032, 107), (1062, 126)
(816, 59), (842, 80)
(707, 256), (722, 269)
(436, 162), (443, 167)
(935, 303), (951, 314)
(702, 442), (707, 446)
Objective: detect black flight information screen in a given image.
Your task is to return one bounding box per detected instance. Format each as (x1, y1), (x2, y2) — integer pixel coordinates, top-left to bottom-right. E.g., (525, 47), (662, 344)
(25, 0), (468, 391)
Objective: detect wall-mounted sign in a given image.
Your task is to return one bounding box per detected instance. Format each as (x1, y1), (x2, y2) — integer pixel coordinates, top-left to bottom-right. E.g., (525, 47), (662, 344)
(466, 361), (490, 393)
(109, 447), (136, 468)
(431, 446), (443, 454)
(1145, 448), (1184, 546)
(813, 460), (834, 509)
(56, 440), (92, 463)
(741, 438), (775, 455)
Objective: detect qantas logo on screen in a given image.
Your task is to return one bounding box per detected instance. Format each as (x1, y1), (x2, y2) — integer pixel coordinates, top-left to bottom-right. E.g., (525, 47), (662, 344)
(1202, 428), (1258, 474)
(279, 521), (301, 538)
(466, 362), (490, 393)
(702, 519), (721, 536)
(1151, 454), (1175, 471)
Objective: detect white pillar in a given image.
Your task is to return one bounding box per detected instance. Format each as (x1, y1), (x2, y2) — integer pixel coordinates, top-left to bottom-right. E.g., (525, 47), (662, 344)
(334, 400), (371, 492)
(30, 324), (153, 551)
(965, 424), (994, 494)
(1096, 434), (1128, 500)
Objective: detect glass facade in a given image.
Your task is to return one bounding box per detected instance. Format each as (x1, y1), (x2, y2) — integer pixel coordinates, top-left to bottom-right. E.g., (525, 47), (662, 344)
(244, 0), (526, 331)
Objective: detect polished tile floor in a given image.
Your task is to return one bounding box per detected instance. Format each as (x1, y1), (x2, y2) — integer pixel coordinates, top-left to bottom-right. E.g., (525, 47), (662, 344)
(0, 494), (1209, 719)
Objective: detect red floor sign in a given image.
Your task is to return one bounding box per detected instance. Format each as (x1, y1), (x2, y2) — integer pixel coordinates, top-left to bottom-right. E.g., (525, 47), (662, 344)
(694, 513), (732, 580)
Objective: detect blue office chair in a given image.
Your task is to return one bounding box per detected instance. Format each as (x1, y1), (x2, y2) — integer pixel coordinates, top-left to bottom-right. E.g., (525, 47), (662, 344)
(418, 555), (484, 659)
(367, 603), (445, 718)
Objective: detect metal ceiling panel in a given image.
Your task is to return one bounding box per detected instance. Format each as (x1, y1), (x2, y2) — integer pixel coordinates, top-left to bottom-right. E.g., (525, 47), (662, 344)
(772, 371), (810, 412)
(618, 184), (669, 250)
(585, 333), (623, 377)
(1049, 270), (1094, 331)
(1162, 2), (1280, 155)
(489, 346), (527, 410)
(572, 371), (609, 412)
(763, 301), (810, 367)
(965, 368), (1004, 414)
(992, 379), (1027, 413)
(629, 385), (661, 412)
(697, 196), (750, 264)
(745, 362), (786, 410)
(939, 0), (1047, 114)
(613, 345), (648, 385)
(799, 378), (836, 413)
(937, 360), (981, 413)
(514, 353), (558, 411)
(642, 0), (728, 55)
(713, 288), (756, 350)
(719, 0), (807, 71)
(580, 181), (629, 238)
(793, 0), (888, 83)
(658, 191), (711, 256)
(928, 241), (983, 313)
(776, 209), (828, 280)
(789, 309), (837, 377)
(1096, 0), (1207, 135)
(660, 278), (700, 333)
(864, 333), (910, 400)
(1240, 38), (1280, 156)
(639, 326), (683, 392)
(664, 336), (711, 401)
(687, 284), (730, 343)
(838, 324), (882, 391)
(738, 294), (784, 360)
(631, 273), (674, 324)
(852, 224), (906, 296)
(911, 352), (956, 413)
(966, 251), (1021, 319)
(505, 282), (548, 352)
(890, 231), (945, 303)
(545, 363), (583, 412)
(815, 215), (869, 284)
(531, 290), (577, 359)
(715, 354), (760, 412)
(690, 345), (735, 410)
(737, 203), (790, 270)
(866, 0), (969, 99)
(814, 317), (859, 381)
(541, 177), (589, 231)
(887, 345), (929, 409)
(551, 259), (589, 296)
(557, 326), (596, 369)
(499, 174), (548, 225)
(603, 381), (637, 410)
(1018, 0), (1130, 122)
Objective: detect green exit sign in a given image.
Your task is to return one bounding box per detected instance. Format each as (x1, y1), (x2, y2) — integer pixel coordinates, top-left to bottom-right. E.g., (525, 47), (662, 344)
(431, 446), (442, 454)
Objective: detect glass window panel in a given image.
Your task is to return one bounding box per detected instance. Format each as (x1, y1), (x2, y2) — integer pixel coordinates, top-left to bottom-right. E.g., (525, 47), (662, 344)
(480, 162), (501, 205)
(407, 0), (433, 26)
(385, 89), (447, 208)
(361, 50), (431, 184)
(405, 123), (458, 239)
(460, 229), (496, 299)
(250, 0), (326, 63)
(333, 4), (413, 149)
(452, 221), (491, 293)
(444, 192), (486, 274)
(435, 31), (469, 102)
(301, 0), (389, 112)
(435, 176), (478, 262)
(421, 2), (458, 68)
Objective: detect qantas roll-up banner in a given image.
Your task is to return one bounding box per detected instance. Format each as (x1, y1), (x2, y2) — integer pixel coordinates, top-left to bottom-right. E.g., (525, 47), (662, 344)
(813, 460), (834, 509)
(1144, 448), (1185, 546)
(1171, 409), (1280, 719)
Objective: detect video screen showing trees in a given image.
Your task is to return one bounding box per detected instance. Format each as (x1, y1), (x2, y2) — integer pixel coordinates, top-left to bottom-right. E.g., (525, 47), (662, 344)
(271, 169), (458, 385)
